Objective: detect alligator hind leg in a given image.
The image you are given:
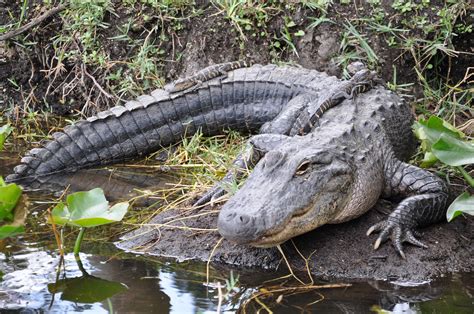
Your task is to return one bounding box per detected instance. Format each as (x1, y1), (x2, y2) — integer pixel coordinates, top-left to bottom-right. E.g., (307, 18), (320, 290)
(367, 156), (450, 258)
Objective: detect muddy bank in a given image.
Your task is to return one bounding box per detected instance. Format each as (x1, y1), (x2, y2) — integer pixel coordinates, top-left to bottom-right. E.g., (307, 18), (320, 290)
(117, 200), (474, 281)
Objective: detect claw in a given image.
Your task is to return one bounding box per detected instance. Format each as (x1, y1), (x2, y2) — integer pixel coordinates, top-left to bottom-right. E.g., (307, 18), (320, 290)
(393, 237), (406, 259)
(374, 237), (382, 250)
(366, 221), (385, 236)
(367, 225), (376, 236)
(404, 231), (428, 248)
(367, 219), (426, 258)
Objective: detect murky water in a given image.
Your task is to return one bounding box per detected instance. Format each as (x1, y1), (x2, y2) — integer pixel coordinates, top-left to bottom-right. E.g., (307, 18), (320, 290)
(1, 154), (473, 313)
(1, 240), (473, 313)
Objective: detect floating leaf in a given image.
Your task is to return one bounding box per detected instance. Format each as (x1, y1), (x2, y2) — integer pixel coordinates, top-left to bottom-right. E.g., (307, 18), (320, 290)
(0, 225), (25, 239)
(50, 202), (71, 225)
(447, 192), (474, 222)
(48, 275), (128, 303)
(0, 124), (12, 151)
(0, 177), (22, 221)
(50, 188), (129, 228)
(431, 134), (474, 166)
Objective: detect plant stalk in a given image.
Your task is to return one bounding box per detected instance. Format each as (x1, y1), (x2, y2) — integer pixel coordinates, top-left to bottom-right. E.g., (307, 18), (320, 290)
(74, 227), (86, 257)
(457, 166), (474, 187)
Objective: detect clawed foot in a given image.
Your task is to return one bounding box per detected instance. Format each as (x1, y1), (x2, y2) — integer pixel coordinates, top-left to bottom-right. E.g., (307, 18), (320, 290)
(366, 220), (427, 259)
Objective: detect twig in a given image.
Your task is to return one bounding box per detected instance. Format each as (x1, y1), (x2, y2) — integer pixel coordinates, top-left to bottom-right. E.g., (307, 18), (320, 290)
(206, 237), (224, 285)
(0, 4), (67, 41)
(276, 244), (306, 285)
(82, 64), (113, 99)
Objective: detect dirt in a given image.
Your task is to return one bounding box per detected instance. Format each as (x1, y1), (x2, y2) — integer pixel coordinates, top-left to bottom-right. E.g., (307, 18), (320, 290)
(117, 200), (474, 281)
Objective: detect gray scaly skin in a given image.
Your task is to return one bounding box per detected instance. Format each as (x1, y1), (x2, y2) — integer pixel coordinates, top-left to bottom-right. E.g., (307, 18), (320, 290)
(164, 60), (249, 93)
(6, 63), (450, 258)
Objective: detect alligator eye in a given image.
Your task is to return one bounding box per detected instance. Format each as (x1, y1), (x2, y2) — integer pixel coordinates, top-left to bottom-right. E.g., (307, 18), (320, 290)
(295, 160), (311, 176)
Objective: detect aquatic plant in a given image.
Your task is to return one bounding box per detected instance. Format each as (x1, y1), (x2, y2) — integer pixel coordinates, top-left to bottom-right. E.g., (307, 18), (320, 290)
(49, 188), (129, 255)
(413, 116), (474, 221)
(0, 177), (24, 240)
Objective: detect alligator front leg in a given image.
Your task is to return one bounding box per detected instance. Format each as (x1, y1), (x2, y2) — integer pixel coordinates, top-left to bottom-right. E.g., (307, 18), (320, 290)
(367, 156), (450, 258)
(193, 142), (261, 206)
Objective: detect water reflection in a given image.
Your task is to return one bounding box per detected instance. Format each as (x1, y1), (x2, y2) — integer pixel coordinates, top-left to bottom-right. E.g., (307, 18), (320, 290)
(22, 166), (181, 206)
(48, 256), (128, 304)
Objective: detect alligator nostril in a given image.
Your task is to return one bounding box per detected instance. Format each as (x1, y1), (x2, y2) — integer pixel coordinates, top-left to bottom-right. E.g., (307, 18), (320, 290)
(238, 215), (250, 225)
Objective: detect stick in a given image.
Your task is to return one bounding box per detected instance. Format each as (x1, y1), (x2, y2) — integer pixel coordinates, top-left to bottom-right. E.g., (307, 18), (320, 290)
(0, 4), (67, 41)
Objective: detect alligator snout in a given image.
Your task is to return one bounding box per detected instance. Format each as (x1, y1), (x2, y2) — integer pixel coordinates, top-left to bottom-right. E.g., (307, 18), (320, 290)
(217, 211), (259, 244)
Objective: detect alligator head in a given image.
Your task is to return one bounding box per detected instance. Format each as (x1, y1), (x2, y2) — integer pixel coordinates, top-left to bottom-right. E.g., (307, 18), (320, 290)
(217, 132), (358, 247)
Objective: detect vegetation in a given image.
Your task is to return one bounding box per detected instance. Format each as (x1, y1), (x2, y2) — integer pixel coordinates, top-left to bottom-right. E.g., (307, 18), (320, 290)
(0, 0), (472, 311)
(0, 124), (12, 150)
(0, 125), (24, 239)
(414, 116), (474, 221)
(49, 188), (129, 256)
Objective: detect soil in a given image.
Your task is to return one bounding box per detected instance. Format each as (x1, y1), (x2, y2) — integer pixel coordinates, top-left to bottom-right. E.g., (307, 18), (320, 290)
(117, 200), (474, 281)
(1, 2), (472, 281)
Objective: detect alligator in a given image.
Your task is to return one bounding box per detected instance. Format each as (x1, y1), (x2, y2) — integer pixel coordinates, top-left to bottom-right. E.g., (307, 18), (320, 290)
(6, 63), (450, 258)
(164, 60), (249, 93)
(292, 64), (382, 136)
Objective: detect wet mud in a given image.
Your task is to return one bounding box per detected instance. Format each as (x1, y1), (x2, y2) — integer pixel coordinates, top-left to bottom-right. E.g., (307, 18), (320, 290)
(117, 200), (474, 281)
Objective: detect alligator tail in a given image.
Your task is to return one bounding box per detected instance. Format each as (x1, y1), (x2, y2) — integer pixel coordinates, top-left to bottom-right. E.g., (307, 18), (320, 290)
(5, 89), (184, 187)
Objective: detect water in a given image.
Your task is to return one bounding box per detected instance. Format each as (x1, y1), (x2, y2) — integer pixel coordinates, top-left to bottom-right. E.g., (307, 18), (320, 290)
(1, 154), (473, 313)
(1, 240), (473, 313)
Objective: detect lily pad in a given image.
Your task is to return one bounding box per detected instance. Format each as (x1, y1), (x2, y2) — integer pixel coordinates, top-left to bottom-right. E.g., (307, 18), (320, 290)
(48, 275), (128, 303)
(0, 225), (25, 240)
(431, 134), (474, 166)
(0, 177), (22, 221)
(50, 188), (129, 228)
(447, 192), (474, 222)
(0, 124), (12, 151)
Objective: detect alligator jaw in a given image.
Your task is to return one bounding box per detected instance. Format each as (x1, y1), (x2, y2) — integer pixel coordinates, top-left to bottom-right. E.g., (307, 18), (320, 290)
(248, 203), (317, 248)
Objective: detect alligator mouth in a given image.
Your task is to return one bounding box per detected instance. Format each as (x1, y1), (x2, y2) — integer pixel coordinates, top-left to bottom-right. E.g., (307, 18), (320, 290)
(248, 198), (323, 248)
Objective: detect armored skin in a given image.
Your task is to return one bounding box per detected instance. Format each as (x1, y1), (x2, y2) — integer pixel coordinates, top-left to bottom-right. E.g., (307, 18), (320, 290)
(6, 63), (449, 258)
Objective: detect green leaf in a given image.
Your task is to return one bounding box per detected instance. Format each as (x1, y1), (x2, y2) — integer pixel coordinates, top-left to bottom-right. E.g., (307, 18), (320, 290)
(447, 192), (474, 222)
(413, 116), (463, 146)
(420, 151), (438, 168)
(50, 188), (129, 228)
(50, 202), (71, 226)
(0, 225), (25, 239)
(0, 124), (13, 151)
(431, 134), (474, 166)
(0, 178), (23, 221)
(48, 275), (128, 303)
